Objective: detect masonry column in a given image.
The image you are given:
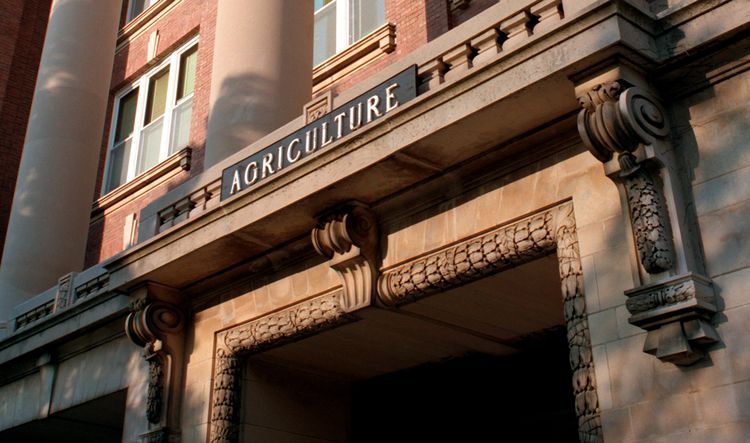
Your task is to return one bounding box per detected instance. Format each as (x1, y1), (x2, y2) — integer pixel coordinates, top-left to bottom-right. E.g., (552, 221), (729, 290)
(205, 0), (314, 167)
(0, 0), (121, 319)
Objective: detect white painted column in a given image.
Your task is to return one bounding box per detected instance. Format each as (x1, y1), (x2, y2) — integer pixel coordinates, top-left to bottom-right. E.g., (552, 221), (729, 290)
(204, 0), (314, 167)
(0, 0), (121, 321)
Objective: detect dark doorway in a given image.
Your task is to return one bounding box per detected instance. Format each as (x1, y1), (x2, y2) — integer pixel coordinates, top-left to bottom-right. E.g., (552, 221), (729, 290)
(0, 389), (126, 443)
(350, 327), (579, 442)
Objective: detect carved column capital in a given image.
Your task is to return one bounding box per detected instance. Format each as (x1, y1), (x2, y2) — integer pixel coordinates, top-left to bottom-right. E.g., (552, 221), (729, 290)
(577, 80), (669, 162)
(312, 202), (378, 312)
(125, 283), (185, 440)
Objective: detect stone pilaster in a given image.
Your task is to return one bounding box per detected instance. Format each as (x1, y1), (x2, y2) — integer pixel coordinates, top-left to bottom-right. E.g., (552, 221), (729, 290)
(204, 0), (314, 167)
(575, 66), (719, 365)
(0, 0), (122, 322)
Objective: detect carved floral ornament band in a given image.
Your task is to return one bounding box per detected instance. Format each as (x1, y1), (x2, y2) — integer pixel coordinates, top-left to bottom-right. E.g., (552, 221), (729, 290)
(209, 202), (603, 443)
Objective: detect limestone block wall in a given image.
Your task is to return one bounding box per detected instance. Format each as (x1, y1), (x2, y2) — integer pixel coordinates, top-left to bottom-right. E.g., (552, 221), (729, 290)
(181, 261), (340, 442)
(0, 335), (148, 441)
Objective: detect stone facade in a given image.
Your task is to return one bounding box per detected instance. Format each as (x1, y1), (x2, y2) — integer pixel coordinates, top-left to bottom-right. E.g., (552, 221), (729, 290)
(1, 0), (749, 442)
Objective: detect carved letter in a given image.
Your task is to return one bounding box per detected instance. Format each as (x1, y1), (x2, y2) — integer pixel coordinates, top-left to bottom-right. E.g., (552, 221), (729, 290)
(287, 138), (301, 164)
(366, 95), (382, 122)
(230, 170), (241, 195)
(385, 83), (400, 112)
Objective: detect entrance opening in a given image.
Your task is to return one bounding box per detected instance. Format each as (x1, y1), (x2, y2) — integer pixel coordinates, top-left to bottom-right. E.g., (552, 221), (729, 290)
(0, 389), (126, 443)
(241, 255), (578, 442)
(351, 328), (577, 442)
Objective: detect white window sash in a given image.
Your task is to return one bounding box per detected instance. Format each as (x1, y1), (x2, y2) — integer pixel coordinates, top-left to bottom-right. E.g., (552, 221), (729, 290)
(102, 35), (199, 195)
(335, 0), (350, 52)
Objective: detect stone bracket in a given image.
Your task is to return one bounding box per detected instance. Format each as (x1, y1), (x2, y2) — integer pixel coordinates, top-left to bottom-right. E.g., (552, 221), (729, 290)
(311, 202), (378, 312)
(576, 71), (720, 366)
(626, 273), (719, 365)
(577, 79), (675, 275)
(125, 282), (185, 441)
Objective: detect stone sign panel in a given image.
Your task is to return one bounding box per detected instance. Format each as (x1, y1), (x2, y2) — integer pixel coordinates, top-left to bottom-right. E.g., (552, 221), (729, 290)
(221, 66), (417, 200)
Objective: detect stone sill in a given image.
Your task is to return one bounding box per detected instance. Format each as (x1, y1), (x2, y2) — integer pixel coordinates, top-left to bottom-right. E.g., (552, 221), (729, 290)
(91, 147), (191, 221)
(117, 0), (182, 50)
(312, 22), (396, 94)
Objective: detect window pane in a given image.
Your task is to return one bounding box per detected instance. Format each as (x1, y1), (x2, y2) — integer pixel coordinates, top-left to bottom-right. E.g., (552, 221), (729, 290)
(170, 97), (192, 154)
(114, 88), (138, 143)
(314, 0), (335, 11)
(129, 0), (146, 19)
(177, 45), (198, 100)
(106, 140), (131, 192)
(137, 117), (163, 173)
(313, 0), (337, 65)
(350, 0), (385, 42)
(144, 68), (170, 125)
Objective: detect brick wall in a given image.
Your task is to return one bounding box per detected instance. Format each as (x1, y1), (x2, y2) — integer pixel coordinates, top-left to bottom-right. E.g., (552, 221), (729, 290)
(0, 0), (51, 262)
(86, 0), (490, 266)
(86, 0), (217, 266)
(450, 0), (499, 27)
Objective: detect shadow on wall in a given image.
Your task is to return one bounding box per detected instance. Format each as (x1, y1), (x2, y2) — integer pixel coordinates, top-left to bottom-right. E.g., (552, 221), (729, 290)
(662, 33), (750, 319)
(207, 72), (298, 164)
(0, 0), (53, 264)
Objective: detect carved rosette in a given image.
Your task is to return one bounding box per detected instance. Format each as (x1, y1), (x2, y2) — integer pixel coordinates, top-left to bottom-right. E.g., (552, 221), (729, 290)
(312, 202), (378, 312)
(626, 274), (719, 365)
(209, 291), (352, 443)
(125, 284), (185, 439)
(377, 202), (602, 442)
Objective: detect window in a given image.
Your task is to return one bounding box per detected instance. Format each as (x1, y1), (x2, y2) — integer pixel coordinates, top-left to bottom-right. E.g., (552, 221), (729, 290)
(313, 0), (385, 66)
(103, 37), (198, 194)
(127, 0), (159, 22)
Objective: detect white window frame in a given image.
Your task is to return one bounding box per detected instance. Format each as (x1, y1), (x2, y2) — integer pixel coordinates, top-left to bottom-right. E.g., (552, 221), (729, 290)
(314, 0), (385, 66)
(128, 0), (160, 22)
(102, 36), (199, 195)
